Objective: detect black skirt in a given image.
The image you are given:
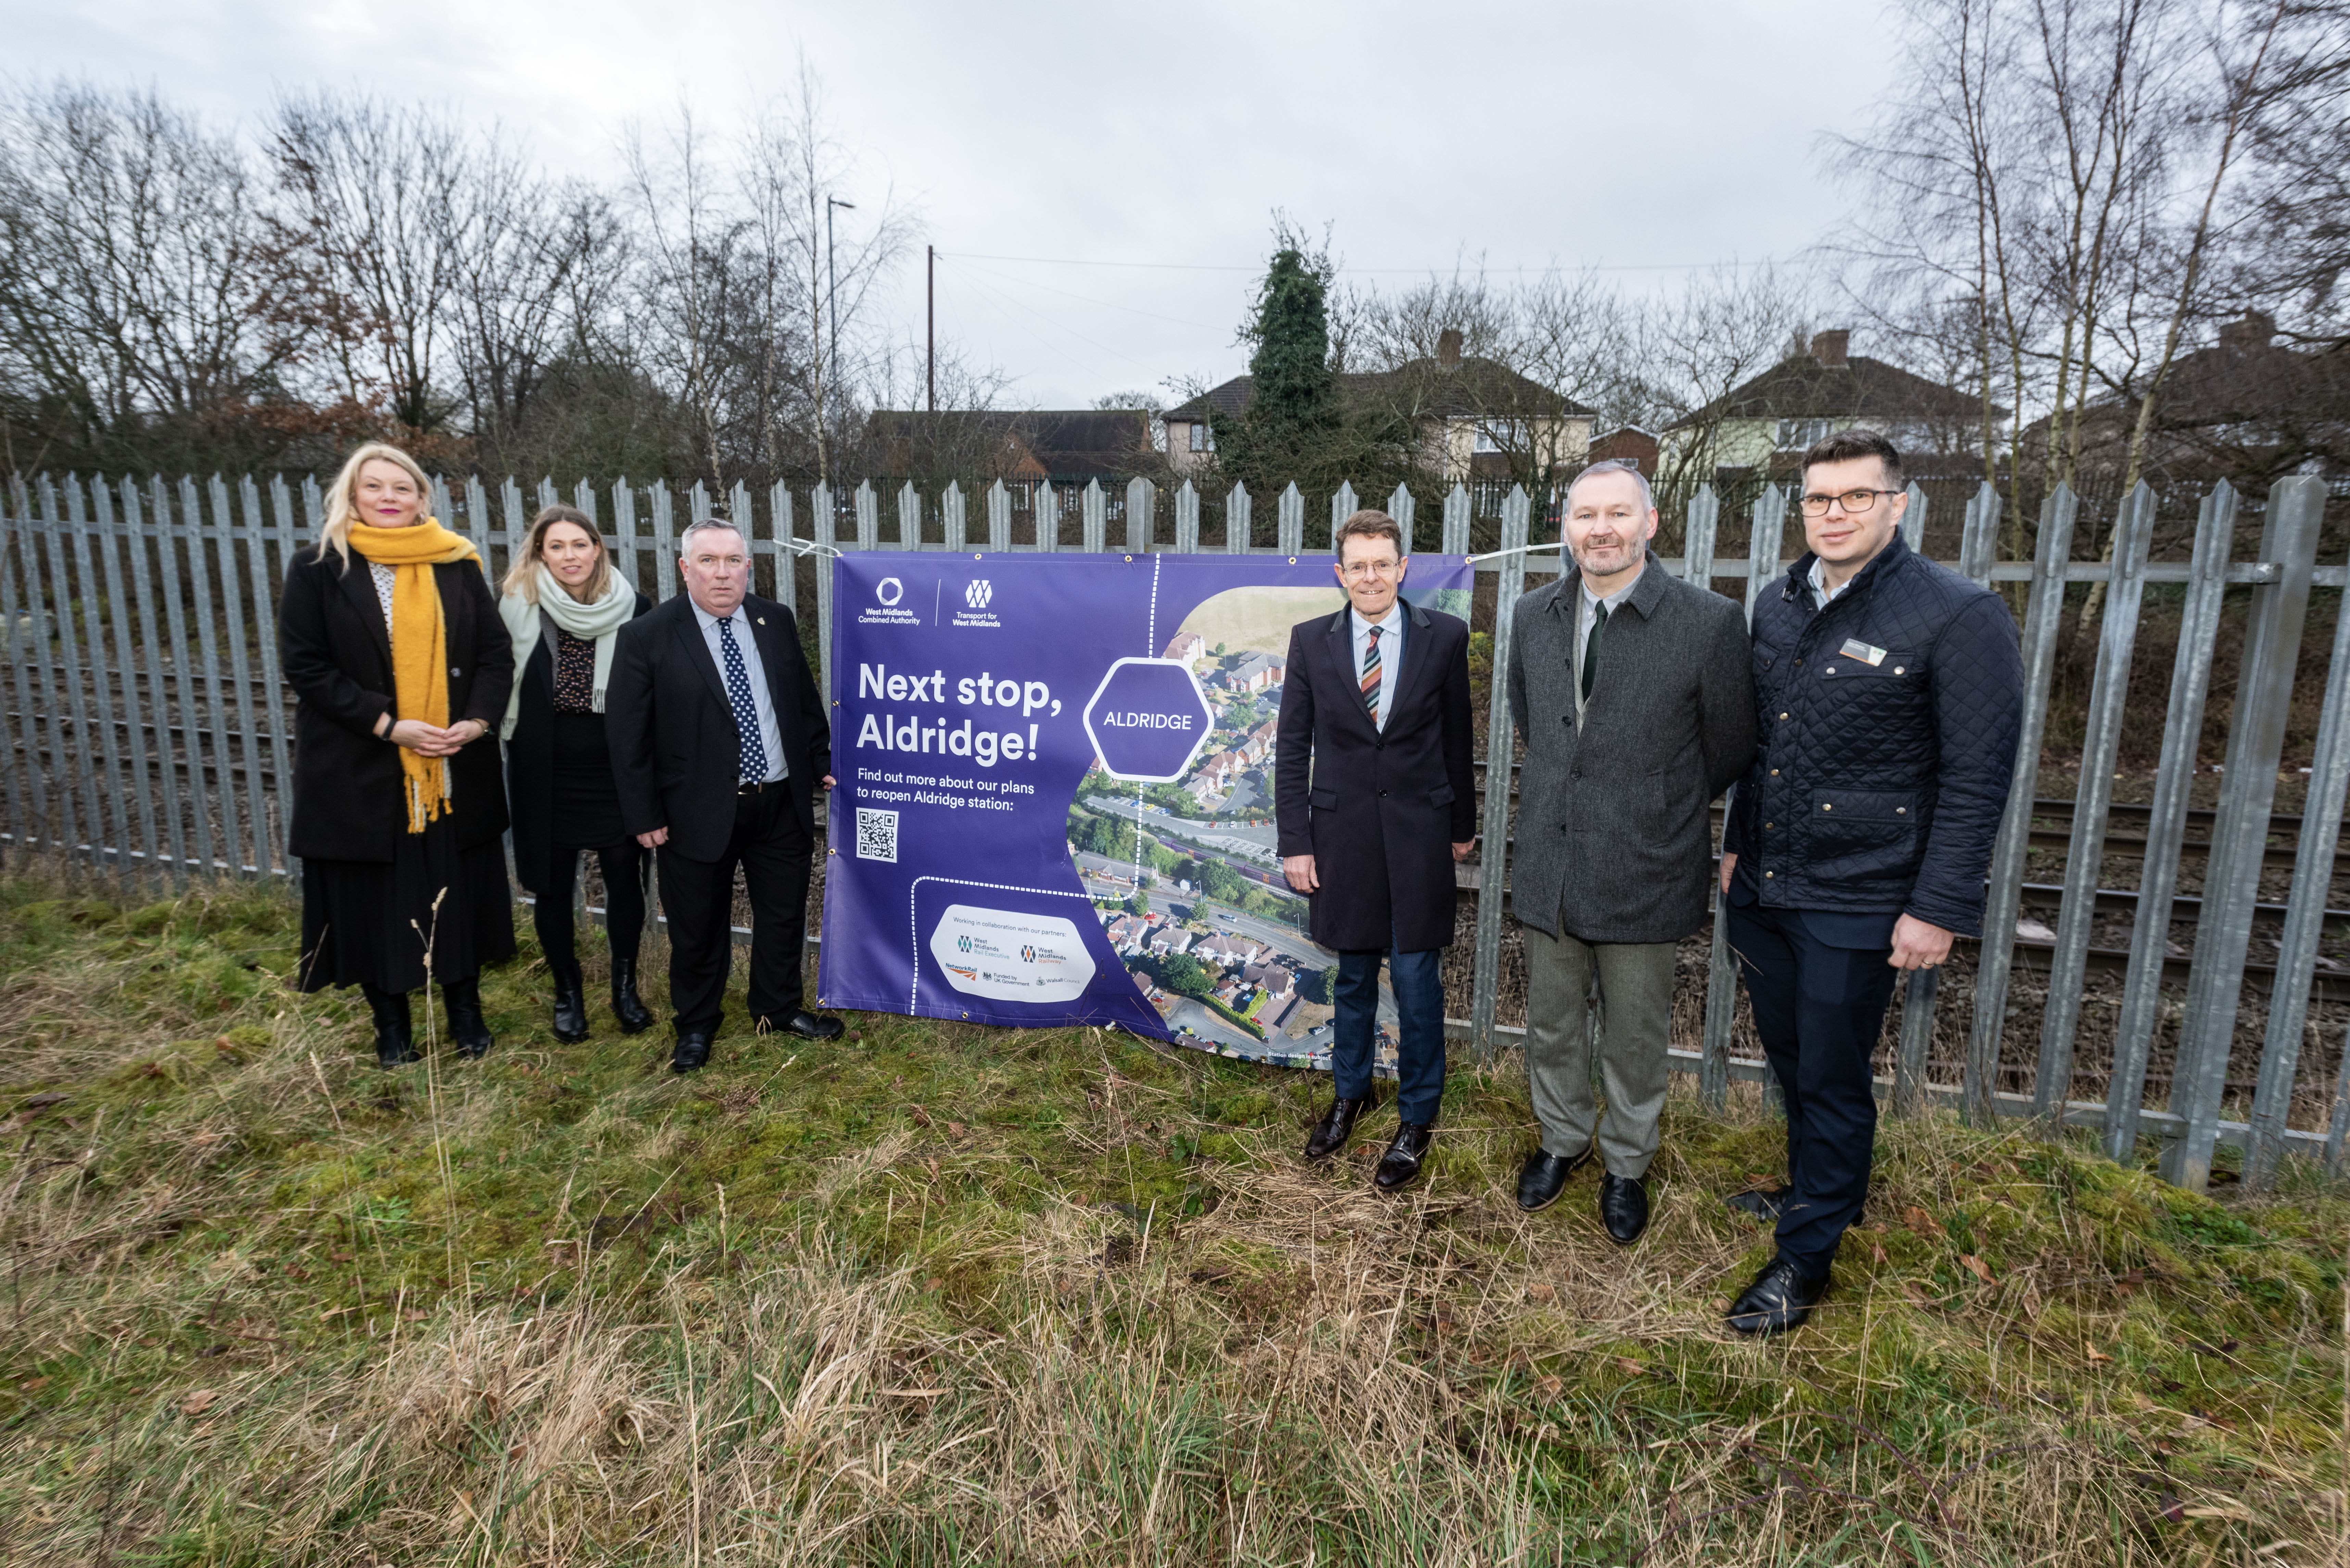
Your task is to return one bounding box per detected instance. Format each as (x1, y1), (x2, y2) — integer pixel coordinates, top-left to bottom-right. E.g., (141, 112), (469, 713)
(548, 711), (625, 850)
(299, 813), (517, 993)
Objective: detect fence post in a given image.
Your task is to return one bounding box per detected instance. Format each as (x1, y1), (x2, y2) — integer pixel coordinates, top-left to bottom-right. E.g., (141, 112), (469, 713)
(1127, 478), (1155, 553)
(2164, 474), (2324, 1189)
(1887, 486), (1937, 1112)
(1331, 482), (1357, 538)
(66, 479), (134, 885)
(1174, 482), (1200, 553)
(1690, 483), (1738, 1112)
(942, 482), (965, 554)
(650, 480), (679, 600)
(179, 476), (242, 872)
(1034, 483), (1058, 552)
(118, 479), (187, 888)
(1388, 484), (1415, 551)
(1964, 485), (2076, 1124)
(2246, 508), (2350, 1189)
(1443, 484), (1470, 557)
(0, 488), (45, 868)
(1277, 484), (1304, 556)
(1958, 481), (1999, 584)
(1082, 481), (1106, 553)
(2033, 483), (2155, 1120)
(812, 484), (836, 704)
(898, 481), (921, 549)
(1681, 485), (1718, 590)
(1224, 484), (1250, 553)
(771, 482), (797, 610)
(1470, 487), (1531, 1063)
(987, 481), (1011, 551)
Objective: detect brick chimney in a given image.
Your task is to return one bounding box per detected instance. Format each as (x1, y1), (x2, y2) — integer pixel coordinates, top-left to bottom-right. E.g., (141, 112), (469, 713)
(1810, 329), (1850, 369)
(1438, 327), (1463, 370)
(2219, 310), (2276, 353)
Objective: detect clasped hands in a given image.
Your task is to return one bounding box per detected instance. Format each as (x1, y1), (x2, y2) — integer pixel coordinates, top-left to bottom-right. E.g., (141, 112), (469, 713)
(376, 713), (485, 758)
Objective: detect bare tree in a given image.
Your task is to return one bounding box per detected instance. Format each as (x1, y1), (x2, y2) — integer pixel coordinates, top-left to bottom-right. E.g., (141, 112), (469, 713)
(0, 81), (300, 472)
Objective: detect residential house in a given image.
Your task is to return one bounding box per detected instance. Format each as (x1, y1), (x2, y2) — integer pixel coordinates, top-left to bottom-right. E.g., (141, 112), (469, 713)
(1104, 915), (1147, 951)
(1146, 926), (1193, 958)
(1161, 631), (1206, 669)
(1660, 330), (1992, 479)
(1193, 932), (1266, 967)
(867, 409), (1158, 484)
(1585, 425), (1660, 476)
(1242, 961), (1295, 999)
(1163, 329), (1597, 482)
(1220, 653), (1284, 694)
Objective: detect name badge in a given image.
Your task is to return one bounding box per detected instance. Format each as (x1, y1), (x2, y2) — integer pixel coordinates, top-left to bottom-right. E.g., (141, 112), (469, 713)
(1839, 638), (1887, 667)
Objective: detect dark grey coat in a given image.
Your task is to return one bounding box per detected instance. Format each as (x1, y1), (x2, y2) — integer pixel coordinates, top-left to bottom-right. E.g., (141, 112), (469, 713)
(1505, 551), (1757, 944)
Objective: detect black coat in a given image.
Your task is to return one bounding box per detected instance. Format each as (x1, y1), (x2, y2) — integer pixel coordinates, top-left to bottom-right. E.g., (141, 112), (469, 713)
(605, 592), (831, 862)
(1506, 554), (1757, 943)
(279, 545), (514, 863)
(1274, 598), (1477, 953)
(1722, 534), (2024, 936)
(504, 589), (654, 893)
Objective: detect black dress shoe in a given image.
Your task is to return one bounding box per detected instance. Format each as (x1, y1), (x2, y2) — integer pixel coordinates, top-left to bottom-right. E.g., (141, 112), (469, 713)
(1373, 1122), (1434, 1193)
(443, 979), (494, 1060)
(1726, 1255), (1828, 1336)
(1305, 1096), (1370, 1161)
(1516, 1147), (1591, 1212)
(671, 1030), (715, 1074)
(550, 972), (589, 1044)
(770, 1010), (843, 1041)
(609, 957), (656, 1035)
(1724, 1186), (1788, 1222)
(1599, 1172), (1650, 1245)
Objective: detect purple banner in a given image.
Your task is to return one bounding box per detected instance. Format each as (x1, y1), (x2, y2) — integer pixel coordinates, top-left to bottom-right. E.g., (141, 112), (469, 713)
(817, 549), (1473, 1062)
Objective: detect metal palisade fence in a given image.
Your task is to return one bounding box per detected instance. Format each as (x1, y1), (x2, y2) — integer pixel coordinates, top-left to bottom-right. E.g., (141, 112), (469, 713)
(1, 469), (2344, 1194)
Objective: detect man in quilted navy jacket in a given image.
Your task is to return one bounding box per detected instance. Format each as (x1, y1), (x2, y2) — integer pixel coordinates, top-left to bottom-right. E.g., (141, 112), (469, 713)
(1718, 428), (2022, 1335)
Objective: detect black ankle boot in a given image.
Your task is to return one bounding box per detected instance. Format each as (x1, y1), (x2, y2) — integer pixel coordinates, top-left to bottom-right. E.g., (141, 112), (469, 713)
(363, 984), (419, 1068)
(442, 977), (494, 1059)
(610, 954), (656, 1035)
(549, 961), (589, 1044)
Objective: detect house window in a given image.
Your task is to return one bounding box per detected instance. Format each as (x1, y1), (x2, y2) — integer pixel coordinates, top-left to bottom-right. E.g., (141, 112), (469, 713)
(1188, 421), (1214, 452)
(1777, 418), (1837, 450)
(1472, 420), (1515, 454)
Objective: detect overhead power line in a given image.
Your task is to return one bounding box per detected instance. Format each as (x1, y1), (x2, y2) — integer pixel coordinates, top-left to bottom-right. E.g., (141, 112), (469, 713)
(941, 251), (1772, 275)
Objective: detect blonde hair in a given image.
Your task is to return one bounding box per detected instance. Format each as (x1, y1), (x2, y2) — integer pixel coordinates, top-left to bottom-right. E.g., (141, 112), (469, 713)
(318, 442), (433, 572)
(502, 505), (613, 604)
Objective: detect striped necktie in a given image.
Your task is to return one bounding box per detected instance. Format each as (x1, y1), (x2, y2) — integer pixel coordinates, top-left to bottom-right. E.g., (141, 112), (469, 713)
(1360, 624), (1383, 721)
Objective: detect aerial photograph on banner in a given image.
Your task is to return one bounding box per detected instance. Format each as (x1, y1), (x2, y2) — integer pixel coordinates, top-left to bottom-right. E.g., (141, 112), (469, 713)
(1065, 580), (1470, 1077)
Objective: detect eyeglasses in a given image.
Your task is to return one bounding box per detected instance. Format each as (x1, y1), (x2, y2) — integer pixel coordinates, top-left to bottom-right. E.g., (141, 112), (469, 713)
(1340, 560), (1402, 580)
(1799, 488), (1902, 517)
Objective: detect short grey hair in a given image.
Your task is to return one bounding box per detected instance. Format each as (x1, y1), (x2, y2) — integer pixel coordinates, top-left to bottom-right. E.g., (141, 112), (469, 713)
(1565, 458), (1654, 515)
(679, 518), (746, 555)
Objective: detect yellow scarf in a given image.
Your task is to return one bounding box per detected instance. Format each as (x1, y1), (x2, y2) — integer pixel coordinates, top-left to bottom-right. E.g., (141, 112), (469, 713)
(348, 518), (482, 833)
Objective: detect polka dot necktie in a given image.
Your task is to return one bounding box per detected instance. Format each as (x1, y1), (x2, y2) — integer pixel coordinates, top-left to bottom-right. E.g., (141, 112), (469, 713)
(717, 615), (769, 783)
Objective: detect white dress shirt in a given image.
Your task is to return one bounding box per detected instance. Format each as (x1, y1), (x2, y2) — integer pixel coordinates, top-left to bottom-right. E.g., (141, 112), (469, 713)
(1808, 557), (1855, 611)
(691, 599), (786, 783)
(1351, 603), (1403, 731)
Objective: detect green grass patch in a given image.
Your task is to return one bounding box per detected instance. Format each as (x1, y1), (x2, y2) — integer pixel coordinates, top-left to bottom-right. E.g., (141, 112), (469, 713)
(0, 870), (2345, 1565)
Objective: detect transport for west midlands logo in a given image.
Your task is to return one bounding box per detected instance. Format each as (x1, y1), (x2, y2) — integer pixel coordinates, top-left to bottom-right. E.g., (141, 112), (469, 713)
(957, 935), (972, 953)
(965, 579), (993, 609)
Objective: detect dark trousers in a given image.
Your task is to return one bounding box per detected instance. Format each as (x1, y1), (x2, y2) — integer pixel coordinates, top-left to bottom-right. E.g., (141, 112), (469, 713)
(532, 841), (648, 979)
(656, 786), (811, 1035)
(1334, 936), (1446, 1125)
(1724, 898), (1900, 1277)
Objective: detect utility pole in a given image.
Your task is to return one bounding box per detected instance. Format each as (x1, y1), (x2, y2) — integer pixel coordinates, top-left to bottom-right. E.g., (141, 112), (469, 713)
(926, 244), (936, 414)
(825, 195), (855, 411)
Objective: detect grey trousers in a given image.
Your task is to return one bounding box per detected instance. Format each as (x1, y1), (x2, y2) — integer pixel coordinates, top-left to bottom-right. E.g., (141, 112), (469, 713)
(1523, 923), (1678, 1178)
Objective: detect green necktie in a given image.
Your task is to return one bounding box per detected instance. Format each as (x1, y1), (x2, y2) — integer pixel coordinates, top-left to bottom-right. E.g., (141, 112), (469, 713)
(1581, 600), (1608, 702)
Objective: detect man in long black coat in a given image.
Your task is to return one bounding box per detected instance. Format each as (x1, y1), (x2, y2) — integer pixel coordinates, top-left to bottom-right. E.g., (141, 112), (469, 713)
(606, 519), (843, 1073)
(1275, 510), (1477, 1192)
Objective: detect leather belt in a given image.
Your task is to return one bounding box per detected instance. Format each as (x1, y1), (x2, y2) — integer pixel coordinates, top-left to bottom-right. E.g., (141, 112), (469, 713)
(737, 778), (783, 796)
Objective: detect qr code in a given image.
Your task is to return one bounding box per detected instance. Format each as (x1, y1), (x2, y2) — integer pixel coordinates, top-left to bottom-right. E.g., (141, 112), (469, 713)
(855, 808), (899, 863)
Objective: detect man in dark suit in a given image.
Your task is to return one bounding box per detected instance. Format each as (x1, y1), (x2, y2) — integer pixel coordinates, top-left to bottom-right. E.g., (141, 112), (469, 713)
(1276, 510), (1477, 1192)
(1719, 428), (2022, 1334)
(1506, 460), (1756, 1243)
(607, 519), (844, 1072)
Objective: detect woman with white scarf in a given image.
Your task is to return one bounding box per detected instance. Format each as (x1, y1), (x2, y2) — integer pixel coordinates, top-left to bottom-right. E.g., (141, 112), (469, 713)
(499, 507), (656, 1043)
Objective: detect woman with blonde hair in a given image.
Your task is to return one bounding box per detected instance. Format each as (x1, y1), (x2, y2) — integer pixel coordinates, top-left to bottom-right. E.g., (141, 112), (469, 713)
(498, 505), (655, 1042)
(280, 442), (516, 1066)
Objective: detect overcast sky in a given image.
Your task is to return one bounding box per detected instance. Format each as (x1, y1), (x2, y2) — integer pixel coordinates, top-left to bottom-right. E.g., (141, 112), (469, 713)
(10, 0), (1894, 409)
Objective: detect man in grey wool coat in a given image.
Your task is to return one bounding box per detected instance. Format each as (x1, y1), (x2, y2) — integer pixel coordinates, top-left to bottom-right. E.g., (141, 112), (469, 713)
(1505, 460), (1757, 1243)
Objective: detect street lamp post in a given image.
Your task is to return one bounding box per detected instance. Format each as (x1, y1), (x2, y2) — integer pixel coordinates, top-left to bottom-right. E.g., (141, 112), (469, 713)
(825, 195), (855, 410)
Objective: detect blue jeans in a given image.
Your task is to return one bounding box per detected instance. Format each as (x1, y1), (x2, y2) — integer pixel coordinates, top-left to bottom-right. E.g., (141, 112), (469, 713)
(1724, 896), (1901, 1277)
(1333, 940), (1447, 1125)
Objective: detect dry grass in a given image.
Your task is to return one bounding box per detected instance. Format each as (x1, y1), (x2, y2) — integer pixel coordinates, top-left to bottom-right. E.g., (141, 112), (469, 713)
(1, 869), (2347, 1565)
